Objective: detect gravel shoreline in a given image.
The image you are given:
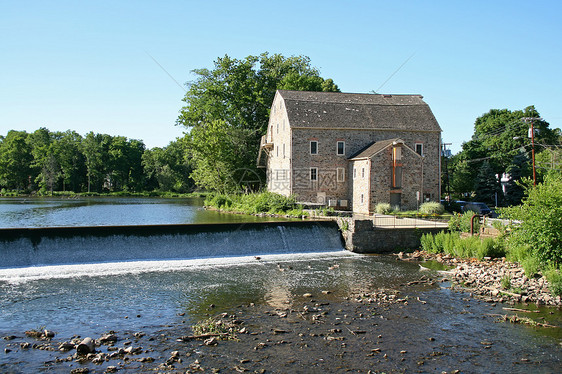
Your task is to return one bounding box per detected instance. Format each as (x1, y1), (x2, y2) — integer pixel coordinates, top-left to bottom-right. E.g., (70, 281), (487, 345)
(399, 250), (562, 307)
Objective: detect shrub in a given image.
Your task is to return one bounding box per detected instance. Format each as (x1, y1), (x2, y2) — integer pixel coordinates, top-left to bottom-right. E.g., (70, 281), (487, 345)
(285, 208), (307, 218)
(205, 192), (301, 215)
(454, 235), (481, 258)
(431, 231), (449, 253)
(544, 266), (562, 297)
(448, 211), (480, 233)
(442, 232), (459, 254)
(521, 256), (541, 278)
(500, 174), (562, 266)
(206, 194), (233, 209)
(420, 231), (509, 260)
(500, 275), (512, 290)
(419, 202), (445, 215)
(375, 203), (392, 214)
(420, 233), (434, 252)
(478, 237), (506, 259)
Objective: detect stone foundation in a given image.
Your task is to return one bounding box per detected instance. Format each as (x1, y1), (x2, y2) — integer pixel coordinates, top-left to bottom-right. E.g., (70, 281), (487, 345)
(337, 218), (447, 253)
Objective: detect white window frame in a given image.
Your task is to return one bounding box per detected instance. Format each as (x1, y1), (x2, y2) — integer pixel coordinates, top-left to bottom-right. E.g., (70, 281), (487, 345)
(337, 167), (345, 182)
(353, 168), (357, 179)
(337, 141), (345, 156)
(310, 167), (318, 181)
(361, 167), (365, 179)
(310, 141), (318, 155)
(415, 143), (424, 156)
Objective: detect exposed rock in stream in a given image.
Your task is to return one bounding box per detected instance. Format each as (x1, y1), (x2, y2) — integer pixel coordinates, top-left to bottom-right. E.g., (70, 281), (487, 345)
(399, 250), (562, 306)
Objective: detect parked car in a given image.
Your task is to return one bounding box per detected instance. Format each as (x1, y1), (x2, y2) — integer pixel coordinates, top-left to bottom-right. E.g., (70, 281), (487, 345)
(440, 200), (464, 213)
(462, 202), (492, 216)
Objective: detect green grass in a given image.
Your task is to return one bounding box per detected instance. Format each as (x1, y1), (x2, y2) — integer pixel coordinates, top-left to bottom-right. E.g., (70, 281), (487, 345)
(191, 316), (238, 341)
(420, 232), (506, 260)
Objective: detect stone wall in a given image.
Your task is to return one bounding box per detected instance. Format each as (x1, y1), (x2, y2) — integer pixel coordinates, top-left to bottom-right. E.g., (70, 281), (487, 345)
(290, 128), (350, 204)
(351, 159), (370, 213)
(289, 127), (440, 208)
(337, 217), (447, 253)
(368, 144), (425, 211)
(266, 94), (292, 196)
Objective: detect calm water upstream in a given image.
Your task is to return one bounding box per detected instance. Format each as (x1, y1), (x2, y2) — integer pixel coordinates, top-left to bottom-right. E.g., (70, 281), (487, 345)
(0, 197), (560, 372)
(0, 196), (288, 228)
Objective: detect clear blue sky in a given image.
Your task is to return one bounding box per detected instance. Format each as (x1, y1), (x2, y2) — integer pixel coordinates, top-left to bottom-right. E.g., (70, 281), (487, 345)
(1, 0), (561, 153)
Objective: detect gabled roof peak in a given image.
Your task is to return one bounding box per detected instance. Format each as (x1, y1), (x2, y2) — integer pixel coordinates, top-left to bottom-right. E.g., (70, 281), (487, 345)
(349, 138), (399, 160)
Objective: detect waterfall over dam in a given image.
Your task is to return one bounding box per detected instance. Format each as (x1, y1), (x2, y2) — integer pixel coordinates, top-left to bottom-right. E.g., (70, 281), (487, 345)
(0, 221), (344, 269)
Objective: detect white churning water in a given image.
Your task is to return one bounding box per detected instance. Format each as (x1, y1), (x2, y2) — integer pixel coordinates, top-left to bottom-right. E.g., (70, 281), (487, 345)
(0, 222), (345, 283)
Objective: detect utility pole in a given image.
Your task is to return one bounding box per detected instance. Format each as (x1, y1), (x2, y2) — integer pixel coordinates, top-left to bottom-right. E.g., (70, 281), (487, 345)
(442, 143), (452, 201)
(522, 117), (542, 186)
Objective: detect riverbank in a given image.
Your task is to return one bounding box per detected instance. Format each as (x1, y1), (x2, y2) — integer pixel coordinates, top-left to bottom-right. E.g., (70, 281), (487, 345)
(399, 250), (562, 307)
(2, 258), (561, 373)
(0, 191), (208, 199)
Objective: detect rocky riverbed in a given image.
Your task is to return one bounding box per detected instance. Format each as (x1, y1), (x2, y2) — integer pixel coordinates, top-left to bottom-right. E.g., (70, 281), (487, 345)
(399, 250), (562, 307)
(2, 254), (561, 373)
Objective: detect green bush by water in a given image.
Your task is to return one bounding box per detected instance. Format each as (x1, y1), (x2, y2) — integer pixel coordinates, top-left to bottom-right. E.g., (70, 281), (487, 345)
(204, 192), (307, 217)
(448, 211), (480, 233)
(420, 232), (505, 260)
(544, 266), (562, 297)
(500, 174), (562, 266)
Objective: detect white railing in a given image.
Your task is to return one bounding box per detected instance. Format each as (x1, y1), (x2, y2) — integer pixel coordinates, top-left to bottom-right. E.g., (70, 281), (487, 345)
(372, 214), (450, 228)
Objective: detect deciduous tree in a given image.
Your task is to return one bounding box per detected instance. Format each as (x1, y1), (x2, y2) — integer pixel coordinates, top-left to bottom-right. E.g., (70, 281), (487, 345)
(177, 52), (339, 192)
(0, 130), (33, 191)
(451, 106), (559, 204)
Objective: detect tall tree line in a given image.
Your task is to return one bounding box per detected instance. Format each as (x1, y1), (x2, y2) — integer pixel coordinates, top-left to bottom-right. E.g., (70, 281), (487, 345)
(0, 128), (194, 194)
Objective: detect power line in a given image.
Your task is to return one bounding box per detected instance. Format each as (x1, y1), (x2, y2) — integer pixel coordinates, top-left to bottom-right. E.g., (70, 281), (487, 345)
(144, 50), (186, 93)
(374, 51), (416, 93)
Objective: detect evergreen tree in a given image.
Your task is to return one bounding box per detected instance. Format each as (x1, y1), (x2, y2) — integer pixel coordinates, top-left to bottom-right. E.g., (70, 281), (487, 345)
(504, 153), (531, 206)
(474, 161), (501, 205)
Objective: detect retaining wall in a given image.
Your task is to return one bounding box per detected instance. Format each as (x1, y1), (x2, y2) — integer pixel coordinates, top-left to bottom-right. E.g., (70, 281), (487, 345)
(337, 218), (447, 253)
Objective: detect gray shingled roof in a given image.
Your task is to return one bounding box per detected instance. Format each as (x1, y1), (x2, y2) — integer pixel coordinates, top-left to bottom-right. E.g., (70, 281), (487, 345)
(278, 90), (441, 132)
(349, 138), (399, 160)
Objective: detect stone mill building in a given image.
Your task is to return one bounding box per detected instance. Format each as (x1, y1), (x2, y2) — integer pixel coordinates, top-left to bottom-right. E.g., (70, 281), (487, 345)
(257, 90), (442, 213)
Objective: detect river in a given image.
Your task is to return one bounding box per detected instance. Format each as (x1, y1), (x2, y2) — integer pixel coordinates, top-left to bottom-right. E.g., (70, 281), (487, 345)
(0, 196), (288, 228)
(0, 197), (560, 373)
